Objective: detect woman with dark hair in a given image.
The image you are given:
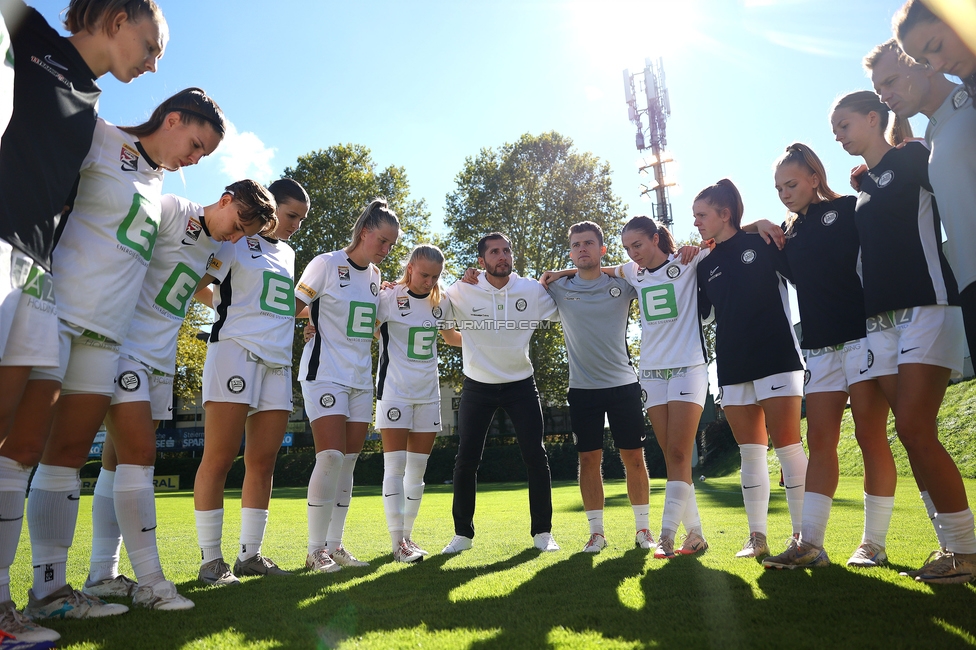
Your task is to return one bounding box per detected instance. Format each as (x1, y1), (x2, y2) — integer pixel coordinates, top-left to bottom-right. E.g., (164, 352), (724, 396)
(694, 179), (808, 561)
(296, 198), (400, 573)
(894, 0), (976, 104)
(831, 90), (975, 583)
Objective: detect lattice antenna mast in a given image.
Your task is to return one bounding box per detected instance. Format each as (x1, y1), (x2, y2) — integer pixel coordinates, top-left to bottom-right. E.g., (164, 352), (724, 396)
(623, 58), (675, 227)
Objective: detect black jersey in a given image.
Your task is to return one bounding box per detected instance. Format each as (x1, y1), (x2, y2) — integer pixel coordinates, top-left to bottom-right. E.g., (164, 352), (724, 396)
(781, 196), (866, 349)
(697, 230), (803, 386)
(0, 0), (100, 271)
(855, 142), (958, 316)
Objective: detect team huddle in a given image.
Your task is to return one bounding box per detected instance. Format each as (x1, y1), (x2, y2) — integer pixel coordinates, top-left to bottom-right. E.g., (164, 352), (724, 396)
(1, 0), (976, 644)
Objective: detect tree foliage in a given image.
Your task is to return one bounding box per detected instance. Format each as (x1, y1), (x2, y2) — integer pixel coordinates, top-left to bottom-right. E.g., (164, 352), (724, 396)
(442, 131), (628, 404)
(173, 300), (211, 399)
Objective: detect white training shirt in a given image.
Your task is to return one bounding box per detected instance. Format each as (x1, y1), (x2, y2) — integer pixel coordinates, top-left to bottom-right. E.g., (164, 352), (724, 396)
(120, 194), (220, 374)
(296, 249), (380, 389)
(619, 253), (709, 371)
(376, 284), (452, 403)
(52, 118), (164, 342)
(444, 272), (557, 384)
(208, 234), (296, 367)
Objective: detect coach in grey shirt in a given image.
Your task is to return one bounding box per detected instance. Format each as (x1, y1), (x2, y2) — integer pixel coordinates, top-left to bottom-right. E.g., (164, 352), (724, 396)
(544, 221), (652, 553)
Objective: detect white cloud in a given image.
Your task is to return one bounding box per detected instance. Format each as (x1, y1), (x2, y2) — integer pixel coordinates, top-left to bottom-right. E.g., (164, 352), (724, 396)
(215, 121), (276, 182)
(584, 86), (604, 101)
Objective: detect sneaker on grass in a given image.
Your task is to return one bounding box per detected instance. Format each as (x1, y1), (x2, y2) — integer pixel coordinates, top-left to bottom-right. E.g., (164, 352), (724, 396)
(393, 541), (423, 563)
(306, 548), (341, 573)
(132, 580), (193, 611)
(330, 546), (368, 567)
(582, 533), (607, 554)
(0, 600), (59, 642)
(654, 536), (675, 559)
(913, 551), (976, 584)
(635, 529), (655, 549)
(847, 542), (887, 568)
(24, 585), (127, 620)
(762, 538), (829, 569)
(441, 535), (473, 554)
(735, 532), (769, 559)
(198, 558), (240, 586)
(82, 574), (137, 598)
(234, 554), (291, 577)
(677, 531), (709, 556)
(534, 532), (560, 552)
(405, 538), (428, 556)
(900, 548), (946, 578)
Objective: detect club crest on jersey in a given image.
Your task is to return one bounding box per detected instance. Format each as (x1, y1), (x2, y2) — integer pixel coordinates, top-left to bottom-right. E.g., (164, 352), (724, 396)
(338, 266), (350, 282)
(640, 389), (647, 404)
(822, 210), (838, 226)
(867, 349), (874, 368)
(120, 143), (140, 171)
(184, 217), (202, 242)
(370, 282), (378, 296)
(666, 265), (681, 279)
(803, 369), (811, 386)
(953, 88), (969, 110)
(877, 170), (894, 188)
(228, 376), (246, 394)
(740, 249), (756, 264)
(515, 298), (527, 312)
(432, 305), (443, 319)
(387, 407), (401, 422)
(636, 268), (646, 282)
(246, 238), (262, 254)
(397, 297), (411, 310)
(118, 370), (140, 392)
(609, 286), (621, 298)
(320, 393), (336, 408)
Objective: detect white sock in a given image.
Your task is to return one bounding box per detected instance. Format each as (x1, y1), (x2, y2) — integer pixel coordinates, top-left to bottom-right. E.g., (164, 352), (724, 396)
(661, 481), (690, 540)
(799, 491), (831, 549)
(632, 504), (650, 533)
(684, 483), (702, 535)
(586, 509), (604, 535)
(936, 509), (976, 554)
(27, 464), (80, 599)
(195, 508), (224, 564)
(326, 453), (358, 552)
(402, 451), (429, 538)
(89, 468), (121, 583)
(862, 493), (895, 547)
(114, 464), (163, 587)
(239, 508), (268, 562)
(307, 449), (343, 555)
(774, 443), (807, 535)
(382, 451), (407, 550)
(920, 491), (945, 548)
(739, 444), (769, 536)
(0, 456), (31, 603)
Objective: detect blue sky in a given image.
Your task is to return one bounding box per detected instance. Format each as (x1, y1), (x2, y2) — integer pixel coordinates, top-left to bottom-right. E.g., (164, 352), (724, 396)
(34, 0), (926, 245)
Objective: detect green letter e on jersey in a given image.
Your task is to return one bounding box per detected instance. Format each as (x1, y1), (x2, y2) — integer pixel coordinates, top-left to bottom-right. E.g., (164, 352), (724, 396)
(347, 301), (377, 338)
(641, 284), (678, 322)
(260, 271), (295, 316)
(407, 326), (437, 360)
(155, 262), (201, 318)
(116, 194), (159, 262)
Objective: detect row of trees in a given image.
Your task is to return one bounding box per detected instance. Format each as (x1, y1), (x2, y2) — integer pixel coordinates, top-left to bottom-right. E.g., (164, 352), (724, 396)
(176, 131), (687, 406)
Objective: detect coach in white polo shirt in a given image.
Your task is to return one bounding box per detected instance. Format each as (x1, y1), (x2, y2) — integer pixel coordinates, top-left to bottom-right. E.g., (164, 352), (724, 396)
(440, 232), (559, 554)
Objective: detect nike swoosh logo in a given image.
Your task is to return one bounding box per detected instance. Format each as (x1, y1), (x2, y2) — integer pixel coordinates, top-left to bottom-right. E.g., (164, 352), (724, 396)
(784, 484), (802, 490)
(401, 312), (411, 316)
(771, 385), (786, 390)
(473, 307), (486, 313)
(859, 369), (869, 375)
(0, 515), (23, 522)
(900, 347), (920, 354)
(44, 54), (67, 70)
(181, 239), (195, 246)
(384, 493), (400, 497)
(406, 497), (421, 501)
(335, 503), (348, 508)
(251, 254), (263, 259)
(743, 485), (761, 489)
(433, 422), (441, 426)
(307, 503), (323, 507)
(679, 391), (693, 396)
(340, 283), (350, 288)
(141, 525), (157, 532)
(67, 495), (80, 501)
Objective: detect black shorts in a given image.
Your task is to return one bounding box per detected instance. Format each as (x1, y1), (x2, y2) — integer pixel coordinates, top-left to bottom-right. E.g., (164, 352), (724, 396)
(567, 383), (646, 453)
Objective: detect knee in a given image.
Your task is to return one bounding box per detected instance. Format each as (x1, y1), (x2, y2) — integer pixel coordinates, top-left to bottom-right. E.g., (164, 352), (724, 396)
(199, 452), (235, 479)
(666, 445), (688, 468)
(244, 454), (277, 479)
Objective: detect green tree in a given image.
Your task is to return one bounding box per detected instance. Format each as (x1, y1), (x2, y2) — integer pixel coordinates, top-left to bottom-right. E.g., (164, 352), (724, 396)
(173, 300), (210, 399)
(280, 143), (432, 391)
(443, 131), (628, 404)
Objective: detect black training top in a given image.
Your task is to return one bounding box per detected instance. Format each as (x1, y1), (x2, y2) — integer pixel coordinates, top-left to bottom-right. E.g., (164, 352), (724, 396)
(780, 196), (866, 349)
(697, 230), (803, 386)
(0, 0), (100, 271)
(854, 142), (958, 316)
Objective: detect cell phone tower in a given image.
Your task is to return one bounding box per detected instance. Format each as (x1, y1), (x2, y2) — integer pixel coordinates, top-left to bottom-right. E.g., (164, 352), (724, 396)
(623, 58), (675, 228)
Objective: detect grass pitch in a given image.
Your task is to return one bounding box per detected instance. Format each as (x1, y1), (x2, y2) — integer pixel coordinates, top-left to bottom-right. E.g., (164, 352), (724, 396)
(7, 474), (976, 649)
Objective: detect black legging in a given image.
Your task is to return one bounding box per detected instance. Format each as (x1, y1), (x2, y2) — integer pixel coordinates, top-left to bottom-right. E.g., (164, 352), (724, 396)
(452, 376), (552, 538)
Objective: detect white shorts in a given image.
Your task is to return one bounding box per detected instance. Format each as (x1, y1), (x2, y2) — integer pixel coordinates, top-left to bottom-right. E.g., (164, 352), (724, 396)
(803, 338), (870, 395)
(375, 399), (441, 432)
(110, 356), (174, 421)
(720, 369), (804, 407)
(865, 305), (965, 378)
(301, 380), (373, 423)
(639, 364), (708, 408)
(31, 320), (120, 395)
(0, 242), (59, 368)
(203, 339), (293, 414)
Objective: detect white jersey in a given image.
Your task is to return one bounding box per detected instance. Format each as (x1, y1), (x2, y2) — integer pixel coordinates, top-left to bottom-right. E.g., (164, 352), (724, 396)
(376, 284), (452, 403)
(296, 250), (379, 389)
(53, 118), (164, 342)
(619, 253), (708, 371)
(444, 272), (557, 384)
(208, 234), (295, 367)
(119, 194), (220, 374)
